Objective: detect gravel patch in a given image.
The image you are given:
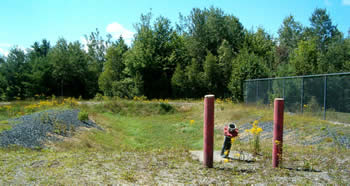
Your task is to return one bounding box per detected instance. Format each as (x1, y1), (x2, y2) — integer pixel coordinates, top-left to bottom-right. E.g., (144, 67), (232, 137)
(314, 127), (350, 148)
(238, 121), (292, 142)
(236, 121), (350, 148)
(0, 109), (101, 148)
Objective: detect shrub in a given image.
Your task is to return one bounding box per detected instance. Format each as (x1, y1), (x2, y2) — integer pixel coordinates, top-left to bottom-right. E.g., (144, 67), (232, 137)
(94, 93), (103, 101)
(78, 110), (89, 122)
(159, 103), (174, 114)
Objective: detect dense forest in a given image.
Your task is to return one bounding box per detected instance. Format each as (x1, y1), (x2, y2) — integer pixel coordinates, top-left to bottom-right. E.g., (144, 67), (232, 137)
(0, 7), (349, 101)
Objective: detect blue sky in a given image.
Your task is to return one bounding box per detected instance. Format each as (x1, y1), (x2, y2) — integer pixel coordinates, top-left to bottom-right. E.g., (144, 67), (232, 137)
(0, 0), (349, 57)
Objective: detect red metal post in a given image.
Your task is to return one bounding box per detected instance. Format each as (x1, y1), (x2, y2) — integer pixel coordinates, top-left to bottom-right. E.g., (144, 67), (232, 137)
(272, 98), (284, 168)
(203, 94), (215, 168)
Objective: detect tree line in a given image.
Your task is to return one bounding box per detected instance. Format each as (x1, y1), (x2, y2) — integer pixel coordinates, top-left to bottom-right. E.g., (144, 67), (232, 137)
(0, 7), (349, 101)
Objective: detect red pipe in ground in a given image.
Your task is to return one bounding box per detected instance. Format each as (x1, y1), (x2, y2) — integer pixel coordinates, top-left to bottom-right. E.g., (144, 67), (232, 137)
(272, 98), (284, 168)
(203, 94), (215, 168)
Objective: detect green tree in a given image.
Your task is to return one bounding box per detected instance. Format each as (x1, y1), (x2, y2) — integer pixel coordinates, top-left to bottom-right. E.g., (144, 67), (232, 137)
(243, 28), (276, 74)
(66, 41), (93, 98)
(278, 15), (303, 50)
(229, 48), (269, 101)
(125, 13), (180, 98)
(0, 57), (8, 100)
(171, 64), (188, 98)
(49, 38), (70, 96)
(99, 37), (129, 97)
(289, 39), (319, 75)
(185, 7), (244, 62)
(168, 32), (190, 72)
(85, 28), (110, 74)
(2, 47), (29, 99)
(25, 39), (53, 97)
(171, 57), (206, 98)
(203, 52), (220, 95)
(218, 40), (234, 96)
(340, 38), (350, 71)
(124, 12), (154, 97)
(276, 15), (303, 66)
(185, 58), (205, 98)
(309, 8), (341, 52)
(84, 29), (111, 96)
(49, 39), (93, 98)
(318, 38), (349, 73)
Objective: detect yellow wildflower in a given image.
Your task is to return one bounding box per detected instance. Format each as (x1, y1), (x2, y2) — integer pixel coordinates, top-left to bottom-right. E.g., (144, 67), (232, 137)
(230, 137), (235, 144)
(234, 153), (240, 158)
(223, 158), (229, 163)
(255, 127), (263, 135)
(250, 128), (256, 134)
(275, 140), (280, 145)
(216, 98), (222, 104)
(224, 150), (229, 156)
(190, 120), (195, 125)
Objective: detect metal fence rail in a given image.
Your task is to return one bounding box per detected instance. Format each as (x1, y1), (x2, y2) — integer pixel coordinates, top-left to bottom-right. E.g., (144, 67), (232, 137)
(244, 72), (350, 123)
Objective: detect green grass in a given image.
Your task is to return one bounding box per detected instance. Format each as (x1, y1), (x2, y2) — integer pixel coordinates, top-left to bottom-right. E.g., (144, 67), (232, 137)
(0, 120), (11, 132)
(56, 100), (203, 151)
(324, 110), (350, 123)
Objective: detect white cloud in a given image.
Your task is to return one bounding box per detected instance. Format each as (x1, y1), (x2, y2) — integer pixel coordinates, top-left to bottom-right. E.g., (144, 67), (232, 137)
(343, 0), (350, 5)
(19, 46), (28, 54)
(80, 37), (89, 52)
(0, 46), (28, 57)
(0, 43), (11, 57)
(0, 48), (9, 57)
(106, 22), (134, 45)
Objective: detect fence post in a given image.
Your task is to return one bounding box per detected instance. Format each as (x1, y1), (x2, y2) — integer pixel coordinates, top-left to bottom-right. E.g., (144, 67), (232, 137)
(256, 80), (259, 104)
(282, 79), (285, 99)
(323, 76), (327, 120)
(245, 81), (248, 104)
(273, 98), (284, 168)
(267, 80), (270, 104)
(300, 78), (304, 113)
(203, 94), (215, 168)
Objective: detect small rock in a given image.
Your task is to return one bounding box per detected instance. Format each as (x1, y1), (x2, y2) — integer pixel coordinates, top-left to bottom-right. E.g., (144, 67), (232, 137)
(31, 160), (47, 168)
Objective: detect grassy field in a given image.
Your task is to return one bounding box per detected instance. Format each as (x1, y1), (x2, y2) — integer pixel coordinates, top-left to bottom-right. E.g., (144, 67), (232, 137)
(0, 98), (349, 184)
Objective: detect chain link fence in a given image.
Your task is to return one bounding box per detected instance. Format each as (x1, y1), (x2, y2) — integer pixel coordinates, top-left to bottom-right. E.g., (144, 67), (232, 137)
(244, 72), (350, 123)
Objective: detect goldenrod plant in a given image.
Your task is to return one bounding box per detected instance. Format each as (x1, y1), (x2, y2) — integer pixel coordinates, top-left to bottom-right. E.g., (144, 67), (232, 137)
(245, 120), (263, 155)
